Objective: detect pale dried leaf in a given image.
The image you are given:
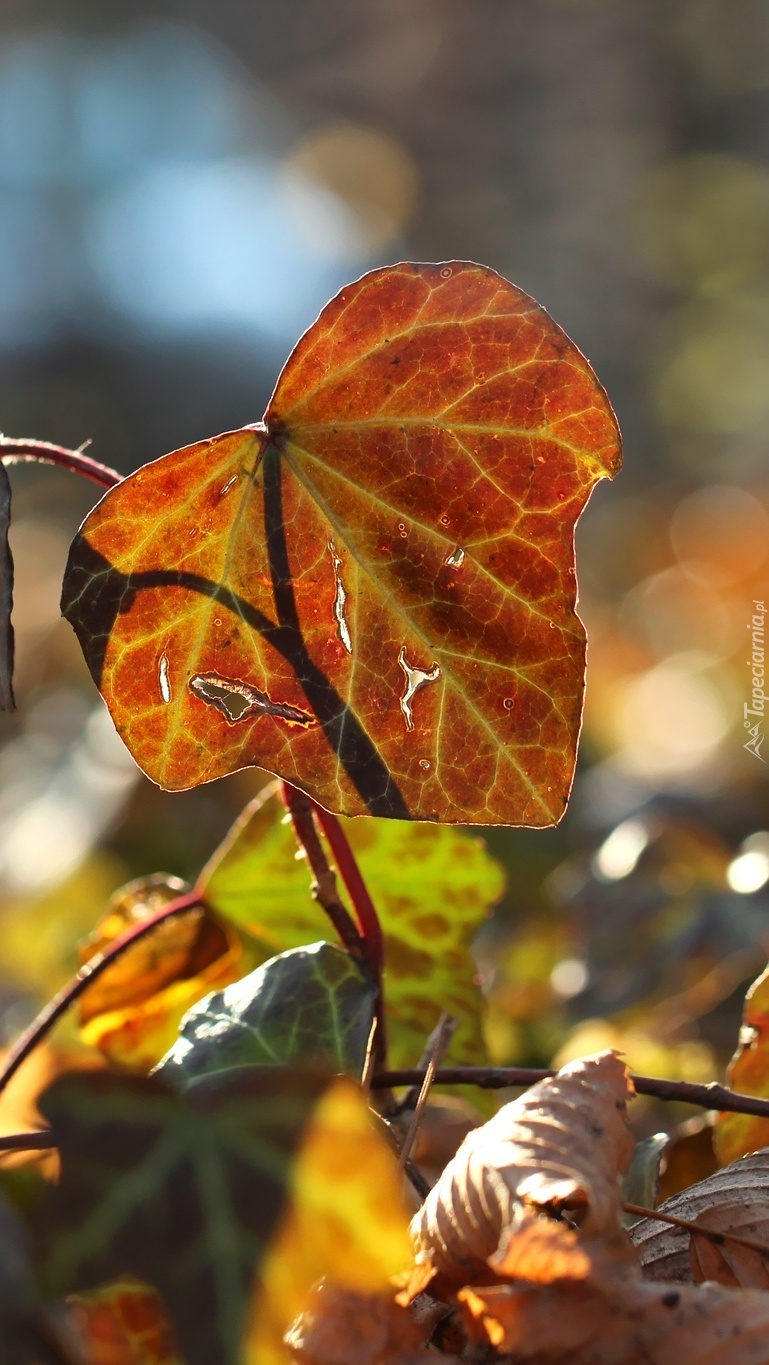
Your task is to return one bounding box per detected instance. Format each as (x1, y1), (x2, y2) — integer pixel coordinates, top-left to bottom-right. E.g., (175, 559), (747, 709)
(490, 1210), (595, 1284)
(285, 1283), (433, 1364)
(411, 1050), (634, 1283)
(629, 1148), (769, 1283)
(690, 1203), (769, 1288)
(459, 1278), (769, 1363)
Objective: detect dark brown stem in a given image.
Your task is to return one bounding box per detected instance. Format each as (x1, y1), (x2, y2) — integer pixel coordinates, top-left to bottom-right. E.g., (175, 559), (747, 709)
(371, 1066), (769, 1121)
(279, 782), (364, 961)
(0, 889), (204, 1097)
(0, 437), (121, 489)
(312, 803), (384, 979)
(0, 1130), (55, 1153)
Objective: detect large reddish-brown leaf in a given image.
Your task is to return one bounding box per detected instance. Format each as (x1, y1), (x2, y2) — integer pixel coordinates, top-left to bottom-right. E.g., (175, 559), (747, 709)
(62, 262), (620, 823)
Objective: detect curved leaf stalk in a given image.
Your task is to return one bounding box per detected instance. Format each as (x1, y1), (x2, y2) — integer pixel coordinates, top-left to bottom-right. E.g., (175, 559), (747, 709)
(0, 437), (122, 489)
(281, 781), (387, 1069)
(311, 801), (384, 979)
(278, 782), (364, 962)
(0, 889), (204, 1098)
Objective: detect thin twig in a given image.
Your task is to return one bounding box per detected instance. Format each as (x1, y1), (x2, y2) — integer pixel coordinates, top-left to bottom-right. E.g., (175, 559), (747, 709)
(0, 889), (204, 1097)
(396, 1014), (458, 1115)
(374, 1112), (432, 1202)
(279, 782), (364, 960)
(623, 1201), (769, 1259)
(0, 437), (121, 489)
(371, 1067), (769, 1121)
(360, 1016), (380, 1099)
(397, 1014), (456, 1175)
(0, 1130), (55, 1153)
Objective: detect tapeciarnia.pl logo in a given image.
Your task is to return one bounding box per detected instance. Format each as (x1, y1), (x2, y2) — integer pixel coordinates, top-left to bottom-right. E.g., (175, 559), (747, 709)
(744, 599), (766, 762)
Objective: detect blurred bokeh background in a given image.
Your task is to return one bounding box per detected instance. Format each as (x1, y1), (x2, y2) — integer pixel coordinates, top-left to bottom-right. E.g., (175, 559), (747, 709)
(1, 0), (768, 1118)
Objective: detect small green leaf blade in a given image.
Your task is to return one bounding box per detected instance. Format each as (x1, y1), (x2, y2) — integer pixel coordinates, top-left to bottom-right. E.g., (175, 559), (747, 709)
(154, 942), (376, 1087)
(198, 788), (506, 1070)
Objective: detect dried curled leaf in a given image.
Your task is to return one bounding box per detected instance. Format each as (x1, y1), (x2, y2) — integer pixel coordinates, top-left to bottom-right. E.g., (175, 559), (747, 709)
(285, 1284), (430, 1365)
(690, 1204), (769, 1288)
(629, 1148), (769, 1283)
(411, 1050), (634, 1282)
(459, 1277), (769, 1363)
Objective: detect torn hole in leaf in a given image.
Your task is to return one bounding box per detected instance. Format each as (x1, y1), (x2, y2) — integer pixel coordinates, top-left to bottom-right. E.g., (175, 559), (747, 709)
(189, 672), (315, 727)
(445, 547), (465, 569)
(157, 651), (172, 704)
(398, 647), (441, 731)
(328, 539), (352, 654)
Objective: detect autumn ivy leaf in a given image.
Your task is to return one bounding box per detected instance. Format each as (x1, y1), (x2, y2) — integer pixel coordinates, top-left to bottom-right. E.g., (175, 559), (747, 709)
(62, 261), (621, 824)
(77, 875), (245, 1073)
(197, 786), (505, 1070)
(68, 1278), (183, 1365)
(714, 963), (769, 1165)
(35, 1068), (410, 1365)
(154, 942), (376, 1086)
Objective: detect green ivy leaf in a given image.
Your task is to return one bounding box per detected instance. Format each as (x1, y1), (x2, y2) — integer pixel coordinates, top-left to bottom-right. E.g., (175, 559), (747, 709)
(198, 788), (506, 1070)
(154, 942), (376, 1087)
(35, 1068), (331, 1365)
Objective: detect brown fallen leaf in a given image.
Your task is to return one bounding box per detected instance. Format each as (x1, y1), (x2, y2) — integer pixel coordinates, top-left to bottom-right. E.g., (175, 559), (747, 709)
(490, 1208), (596, 1284)
(285, 1283), (435, 1364)
(689, 1202), (769, 1288)
(629, 1148), (769, 1283)
(657, 1113), (716, 1203)
(459, 1277), (769, 1363)
(411, 1050), (634, 1283)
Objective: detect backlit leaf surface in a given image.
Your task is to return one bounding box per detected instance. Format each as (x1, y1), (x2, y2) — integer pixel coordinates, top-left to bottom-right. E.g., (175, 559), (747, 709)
(62, 261), (621, 824)
(714, 964), (769, 1165)
(68, 1279), (183, 1365)
(77, 875), (244, 1073)
(198, 786), (505, 1069)
(155, 942), (376, 1086)
(247, 1078), (412, 1364)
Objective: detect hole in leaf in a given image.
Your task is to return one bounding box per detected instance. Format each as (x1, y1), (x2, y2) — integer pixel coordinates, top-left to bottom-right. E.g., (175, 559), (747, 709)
(189, 672), (315, 728)
(397, 647), (441, 731)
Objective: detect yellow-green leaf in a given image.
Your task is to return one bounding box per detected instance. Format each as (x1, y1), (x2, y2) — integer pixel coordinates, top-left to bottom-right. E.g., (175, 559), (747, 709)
(198, 786), (505, 1069)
